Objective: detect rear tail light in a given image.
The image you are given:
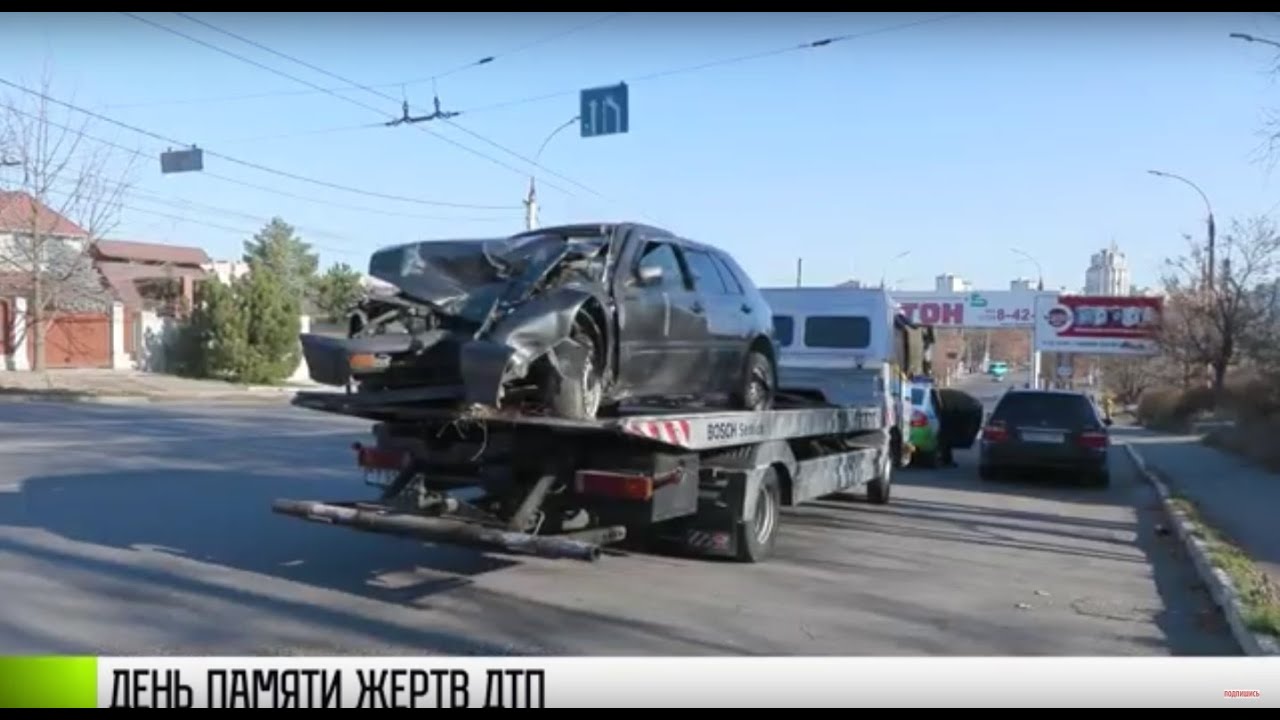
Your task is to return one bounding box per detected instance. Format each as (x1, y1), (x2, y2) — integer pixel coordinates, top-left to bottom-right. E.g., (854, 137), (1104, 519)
(1078, 431), (1109, 450)
(910, 410), (928, 428)
(353, 442), (408, 470)
(982, 422), (1009, 442)
(575, 470), (654, 501)
(574, 468), (683, 501)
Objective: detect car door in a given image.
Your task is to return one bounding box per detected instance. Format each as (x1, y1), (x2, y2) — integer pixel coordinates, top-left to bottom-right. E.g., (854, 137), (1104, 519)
(615, 237), (706, 397)
(681, 245), (745, 393)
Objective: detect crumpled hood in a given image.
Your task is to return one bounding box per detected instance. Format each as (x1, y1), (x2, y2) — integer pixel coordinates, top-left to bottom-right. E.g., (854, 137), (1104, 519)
(367, 239), (511, 323)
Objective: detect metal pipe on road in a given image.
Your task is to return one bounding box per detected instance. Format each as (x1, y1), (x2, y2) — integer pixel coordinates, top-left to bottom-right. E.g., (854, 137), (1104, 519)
(271, 498), (613, 561)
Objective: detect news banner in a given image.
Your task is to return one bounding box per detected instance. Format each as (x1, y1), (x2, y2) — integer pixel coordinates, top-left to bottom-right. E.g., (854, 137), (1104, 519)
(1, 656), (1278, 707)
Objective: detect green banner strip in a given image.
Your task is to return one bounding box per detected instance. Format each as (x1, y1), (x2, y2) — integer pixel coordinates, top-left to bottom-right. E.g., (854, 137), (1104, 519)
(0, 657), (97, 708)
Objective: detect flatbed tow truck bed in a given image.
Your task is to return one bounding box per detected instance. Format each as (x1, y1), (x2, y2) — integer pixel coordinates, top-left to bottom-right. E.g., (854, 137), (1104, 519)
(274, 391), (898, 563)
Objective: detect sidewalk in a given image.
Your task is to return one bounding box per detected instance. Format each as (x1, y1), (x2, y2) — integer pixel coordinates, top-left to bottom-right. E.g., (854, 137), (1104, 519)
(0, 369), (317, 404)
(1118, 425), (1280, 591)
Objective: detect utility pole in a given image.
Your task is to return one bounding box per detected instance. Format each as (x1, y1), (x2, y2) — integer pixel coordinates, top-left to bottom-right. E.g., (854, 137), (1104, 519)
(795, 258), (803, 287)
(523, 178), (539, 231)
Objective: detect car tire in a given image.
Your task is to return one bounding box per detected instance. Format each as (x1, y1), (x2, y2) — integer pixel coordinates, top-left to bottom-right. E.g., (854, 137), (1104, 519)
(1088, 470), (1111, 488)
(732, 349), (775, 412)
(978, 464), (996, 481)
(544, 323), (604, 421)
(735, 466), (781, 563)
(915, 449), (938, 469)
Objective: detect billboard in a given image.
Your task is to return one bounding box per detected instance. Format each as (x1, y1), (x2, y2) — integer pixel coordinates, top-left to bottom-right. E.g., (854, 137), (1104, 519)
(1033, 294), (1163, 355)
(889, 290), (1051, 329)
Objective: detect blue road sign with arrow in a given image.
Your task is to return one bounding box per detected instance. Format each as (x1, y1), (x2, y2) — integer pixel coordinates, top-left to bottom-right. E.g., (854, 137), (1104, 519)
(580, 82), (629, 138)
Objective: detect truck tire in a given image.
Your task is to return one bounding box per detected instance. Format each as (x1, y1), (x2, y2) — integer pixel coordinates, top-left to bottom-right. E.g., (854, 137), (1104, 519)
(867, 451), (892, 505)
(544, 324), (603, 420)
(736, 466), (781, 562)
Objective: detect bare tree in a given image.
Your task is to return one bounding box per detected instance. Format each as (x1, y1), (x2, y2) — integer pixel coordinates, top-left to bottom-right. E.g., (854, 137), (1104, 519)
(1159, 216), (1280, 399)
(0, 68), (137, 370)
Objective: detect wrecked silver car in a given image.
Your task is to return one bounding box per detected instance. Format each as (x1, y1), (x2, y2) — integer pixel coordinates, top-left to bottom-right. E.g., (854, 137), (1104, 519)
(300, 222), (779, 419)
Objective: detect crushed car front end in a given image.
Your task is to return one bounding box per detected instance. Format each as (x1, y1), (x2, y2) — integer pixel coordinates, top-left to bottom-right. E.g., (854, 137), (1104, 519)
(299, 228), (614, 412)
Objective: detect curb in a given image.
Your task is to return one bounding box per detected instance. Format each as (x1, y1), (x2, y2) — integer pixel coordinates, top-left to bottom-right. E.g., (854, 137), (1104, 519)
(1122, 442), (1280, 656)
(0, 391), (299, 406)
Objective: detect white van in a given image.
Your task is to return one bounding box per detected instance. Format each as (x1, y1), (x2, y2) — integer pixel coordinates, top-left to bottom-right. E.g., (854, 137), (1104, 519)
(761, 286), (927, 467)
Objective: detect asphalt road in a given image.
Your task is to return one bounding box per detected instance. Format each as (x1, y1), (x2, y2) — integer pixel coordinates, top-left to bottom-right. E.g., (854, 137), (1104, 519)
(0, 386), (1236, 656)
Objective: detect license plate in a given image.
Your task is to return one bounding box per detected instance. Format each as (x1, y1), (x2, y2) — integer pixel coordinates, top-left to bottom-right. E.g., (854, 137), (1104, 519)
(363, 469), (397, 488)
(1022, 431), (1063, 443)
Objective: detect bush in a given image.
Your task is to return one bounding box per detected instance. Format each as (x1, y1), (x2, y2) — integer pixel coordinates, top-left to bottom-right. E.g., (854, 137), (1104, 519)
(1136, 387), (1185, 430)
(1174, 385), (1216, 420)
(171, 269), (301, 385)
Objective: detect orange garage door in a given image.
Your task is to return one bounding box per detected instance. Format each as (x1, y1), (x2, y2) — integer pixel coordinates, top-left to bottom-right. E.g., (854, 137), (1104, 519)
(27, 312), (112, 369)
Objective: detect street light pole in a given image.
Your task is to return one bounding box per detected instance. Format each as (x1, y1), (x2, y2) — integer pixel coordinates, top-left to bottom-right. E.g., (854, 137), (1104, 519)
(880, 250), (910, 288)
(525, 116), (579, 231)
(1230, 32), (1280, 50)
(1009, 248), (1045, 387)
(1010, 248), (1044, 291)
(1148, 169), (1215, 291)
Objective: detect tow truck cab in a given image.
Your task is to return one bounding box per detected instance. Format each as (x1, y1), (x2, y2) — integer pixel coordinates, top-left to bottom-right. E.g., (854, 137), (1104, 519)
(760, 286), (933, 466)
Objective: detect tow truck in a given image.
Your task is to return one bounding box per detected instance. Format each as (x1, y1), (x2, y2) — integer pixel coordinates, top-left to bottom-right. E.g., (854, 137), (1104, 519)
(271, 392), (896, 563)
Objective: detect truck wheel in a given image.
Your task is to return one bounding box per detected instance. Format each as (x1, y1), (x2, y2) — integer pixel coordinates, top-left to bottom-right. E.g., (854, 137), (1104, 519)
(736, 467), (781, 563)
(732, 350), (775, 412)
(544, 323), (603, 420)
(867, 452), (892, 505)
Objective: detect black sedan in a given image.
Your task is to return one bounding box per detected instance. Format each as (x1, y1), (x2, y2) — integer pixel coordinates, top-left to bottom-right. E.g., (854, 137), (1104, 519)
(301, 222), (780, 420)
(977, 388), (1113, 487)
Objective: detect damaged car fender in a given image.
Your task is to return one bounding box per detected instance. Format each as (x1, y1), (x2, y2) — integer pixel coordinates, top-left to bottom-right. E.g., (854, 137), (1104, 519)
(460, 286), (611, 407)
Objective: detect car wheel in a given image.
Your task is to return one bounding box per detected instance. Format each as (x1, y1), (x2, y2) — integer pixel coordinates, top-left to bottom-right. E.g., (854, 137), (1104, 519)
(735, 466), (781, 563)
(915, 449), (938, 469)
(1087, 470), (1111, 488)
(544, 324), (603, 420)
(733, 350), (775, 412)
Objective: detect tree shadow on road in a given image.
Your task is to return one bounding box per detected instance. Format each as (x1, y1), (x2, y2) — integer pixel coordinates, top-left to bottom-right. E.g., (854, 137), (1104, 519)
(0, 467), (526, 600)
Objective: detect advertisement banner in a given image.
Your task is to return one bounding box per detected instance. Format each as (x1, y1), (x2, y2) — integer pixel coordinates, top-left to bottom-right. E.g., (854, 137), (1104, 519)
(1033, 294), (1163, 355)
(889, 291), (1048, 329)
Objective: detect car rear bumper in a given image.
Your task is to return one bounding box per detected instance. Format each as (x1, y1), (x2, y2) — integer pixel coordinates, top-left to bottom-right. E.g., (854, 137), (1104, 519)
(979, 444), (1108, 475)
(909, 427), (937, 452)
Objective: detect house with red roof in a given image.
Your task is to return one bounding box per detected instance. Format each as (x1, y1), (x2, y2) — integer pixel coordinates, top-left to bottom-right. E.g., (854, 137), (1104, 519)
(1, 191), (212, 370)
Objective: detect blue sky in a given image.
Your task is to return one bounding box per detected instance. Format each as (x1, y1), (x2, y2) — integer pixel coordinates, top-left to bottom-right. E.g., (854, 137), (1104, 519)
(2, 12), (1280, 292)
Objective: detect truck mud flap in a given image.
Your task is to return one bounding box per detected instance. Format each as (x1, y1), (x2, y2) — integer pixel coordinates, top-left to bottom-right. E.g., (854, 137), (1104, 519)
(651, 508), (741, 559)
(272, 499), (624, 562)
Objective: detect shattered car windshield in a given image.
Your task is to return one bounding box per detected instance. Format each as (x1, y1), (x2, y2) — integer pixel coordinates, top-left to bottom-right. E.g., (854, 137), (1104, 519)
(482, 232), (607, 279)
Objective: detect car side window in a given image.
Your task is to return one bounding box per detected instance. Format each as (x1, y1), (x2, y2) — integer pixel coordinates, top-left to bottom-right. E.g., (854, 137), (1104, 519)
(684, 249), (730, 294)
(635, 241), (689, 292)
(710, 252), (745, 295)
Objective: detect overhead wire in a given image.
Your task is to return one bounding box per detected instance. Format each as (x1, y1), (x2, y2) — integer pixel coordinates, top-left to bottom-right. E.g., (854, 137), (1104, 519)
(418, 12), (628, 83)
(139, 12), (573, 196)
(459, 12), (975, 115)
(165, 12), (589, 198)
(127, 11), (568, 193)
(2, 100), (517, 225)
(101, 13), (629, 109)
(0, 75), (522, 211)
(39, 183), (365, 258)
